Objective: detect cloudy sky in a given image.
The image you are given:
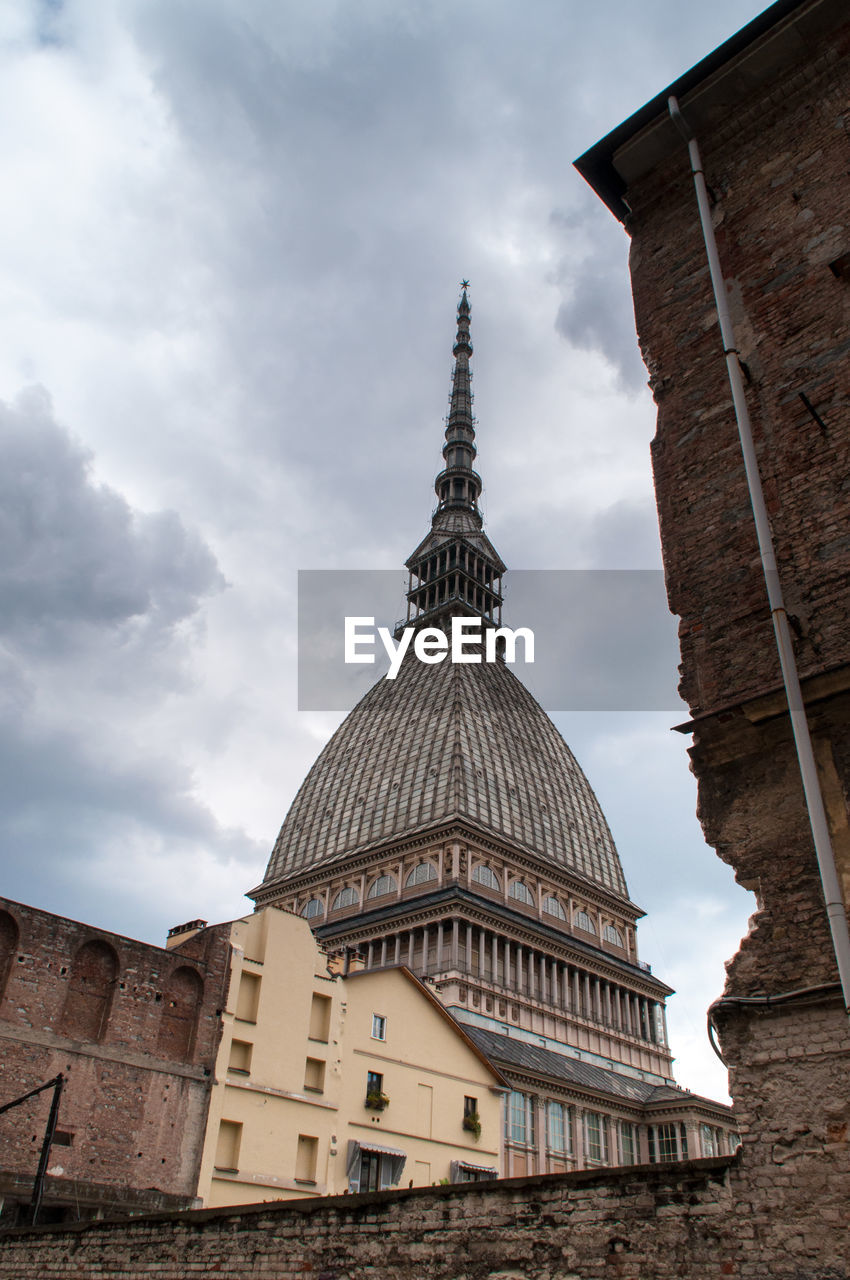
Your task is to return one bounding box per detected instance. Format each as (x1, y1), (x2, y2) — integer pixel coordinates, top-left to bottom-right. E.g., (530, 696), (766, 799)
(0, 0), (771, 1100)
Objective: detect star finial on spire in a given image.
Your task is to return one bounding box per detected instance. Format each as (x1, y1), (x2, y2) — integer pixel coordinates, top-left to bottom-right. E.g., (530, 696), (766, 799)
(460, 278), (470, 290)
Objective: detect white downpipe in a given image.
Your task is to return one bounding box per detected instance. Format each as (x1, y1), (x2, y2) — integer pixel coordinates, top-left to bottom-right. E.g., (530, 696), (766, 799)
(667, 95), (850, 1020)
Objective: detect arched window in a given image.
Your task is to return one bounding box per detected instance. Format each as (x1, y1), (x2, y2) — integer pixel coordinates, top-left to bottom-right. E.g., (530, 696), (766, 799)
(573, 910), (596, 935)
(508, 880), (534, 905)
(302, 898), (325, 920)
(367, 874), (397, 899)
(60, 939), (119, 1042)
(603, 923), (624, 947)
(0, 910), (19, 1005)
(332, 886), (360, 911)
(405, 862), (437, 888)
(157, 966), (203, 1060)
(542, 895), (566, 920)
(471, 865), (500, 891)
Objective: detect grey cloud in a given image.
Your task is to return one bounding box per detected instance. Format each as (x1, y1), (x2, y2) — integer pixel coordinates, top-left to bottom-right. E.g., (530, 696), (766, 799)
(552, 212), (648, 392)
(0, 388), (225, 650)
(583, 499), (664, 570)
(0, 711), (264, 939)
(0, 388), (249, 936)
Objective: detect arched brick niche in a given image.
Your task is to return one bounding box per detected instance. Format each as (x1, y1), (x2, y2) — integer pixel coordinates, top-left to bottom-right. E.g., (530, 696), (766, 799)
(156, 965), (204, 1061)
(0, 909), (19, 1005)
(59, 939), (119, 1042)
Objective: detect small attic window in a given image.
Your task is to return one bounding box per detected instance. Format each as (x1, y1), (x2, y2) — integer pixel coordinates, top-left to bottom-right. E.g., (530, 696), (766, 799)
(405, 862), (437, 887)
(574, 910), (596, 935)
(543, 895), (566, 920)
(472, 865), (500, 891)
(367, 874), (397, 899)
(508, 880), (534, 905)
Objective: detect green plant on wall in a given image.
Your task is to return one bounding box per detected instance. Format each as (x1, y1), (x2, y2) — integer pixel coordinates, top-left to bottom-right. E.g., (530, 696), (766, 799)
(462, 1111), (481, 1140)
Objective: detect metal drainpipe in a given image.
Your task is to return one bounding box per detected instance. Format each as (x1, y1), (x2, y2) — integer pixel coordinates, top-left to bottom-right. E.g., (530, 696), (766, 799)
(667, 95), (850, 1023)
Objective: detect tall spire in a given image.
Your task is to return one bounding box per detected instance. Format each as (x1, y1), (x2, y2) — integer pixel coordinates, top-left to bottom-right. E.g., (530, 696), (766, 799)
(434, 286), (482, 523)
(402, 285), (505, 633)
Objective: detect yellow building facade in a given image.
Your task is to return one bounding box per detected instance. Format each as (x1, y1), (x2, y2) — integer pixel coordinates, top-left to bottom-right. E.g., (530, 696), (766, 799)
(184, 907), (506, 1206)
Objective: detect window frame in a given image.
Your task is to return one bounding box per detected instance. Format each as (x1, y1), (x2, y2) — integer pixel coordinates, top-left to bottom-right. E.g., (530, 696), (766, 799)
(506, 1090), (535, 1147)
(367, 874), (397, 900)
(542, 895), (566, 920)
(405, 861), (438, 887)
(583, 1110), (609, 1164)
(508, 879), (534, 905)
(471, 864), (500, 891)
(546, 1100), (570, 1155)
(573, 909), (597, 935)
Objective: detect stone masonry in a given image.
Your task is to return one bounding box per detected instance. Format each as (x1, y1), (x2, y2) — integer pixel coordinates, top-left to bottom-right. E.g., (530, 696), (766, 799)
(0, 898), (230, 1221)
(0, 1159), (738, 1280)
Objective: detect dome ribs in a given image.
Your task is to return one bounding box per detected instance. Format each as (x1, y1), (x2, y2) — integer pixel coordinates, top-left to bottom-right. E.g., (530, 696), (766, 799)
(260, 652), (627, 899)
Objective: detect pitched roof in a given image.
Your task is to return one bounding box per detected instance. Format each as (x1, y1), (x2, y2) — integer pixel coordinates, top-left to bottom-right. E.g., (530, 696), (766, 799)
(465, 1026), (734, 1116)
(465, 1025), (659, 1103)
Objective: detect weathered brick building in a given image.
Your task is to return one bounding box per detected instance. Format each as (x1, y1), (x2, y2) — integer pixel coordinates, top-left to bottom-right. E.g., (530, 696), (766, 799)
(0, 897), (230, 1224)
(575, 0), (850, 1269)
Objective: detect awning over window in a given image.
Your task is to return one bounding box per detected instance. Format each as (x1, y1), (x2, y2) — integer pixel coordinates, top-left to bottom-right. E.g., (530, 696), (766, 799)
(346, 1140), (407, 1191)
(450, 1159), (498, 1183)
(358, 1142), (407, 1158)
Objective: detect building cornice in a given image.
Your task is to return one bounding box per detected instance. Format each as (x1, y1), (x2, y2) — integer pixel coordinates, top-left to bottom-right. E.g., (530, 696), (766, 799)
(252, 820), (644, 921)
(574, 0), (844, 222)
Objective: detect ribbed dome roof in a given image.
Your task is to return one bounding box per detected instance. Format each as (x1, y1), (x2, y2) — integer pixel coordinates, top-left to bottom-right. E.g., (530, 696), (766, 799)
(260, 653), (628, 898)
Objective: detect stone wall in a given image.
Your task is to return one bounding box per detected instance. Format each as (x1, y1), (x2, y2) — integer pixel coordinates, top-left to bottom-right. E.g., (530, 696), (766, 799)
(0, 1159), (744, 1280)
(0, 897), (230, 1219)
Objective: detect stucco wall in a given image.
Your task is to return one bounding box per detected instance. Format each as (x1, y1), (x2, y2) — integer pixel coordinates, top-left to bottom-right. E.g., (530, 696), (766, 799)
(196, 909), (504, 1206)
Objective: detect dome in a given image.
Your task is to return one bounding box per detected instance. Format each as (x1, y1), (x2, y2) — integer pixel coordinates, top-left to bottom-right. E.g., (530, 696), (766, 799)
(260, 651), (628, 899)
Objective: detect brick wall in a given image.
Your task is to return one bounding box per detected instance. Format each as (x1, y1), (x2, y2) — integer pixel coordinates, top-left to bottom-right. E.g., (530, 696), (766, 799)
(0, 898), (230, 1217)
(631, 8), (850, 719)
(621, 0), (850, 1268)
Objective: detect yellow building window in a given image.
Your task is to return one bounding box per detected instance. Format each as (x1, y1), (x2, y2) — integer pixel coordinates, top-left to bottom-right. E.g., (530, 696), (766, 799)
(214, 1120), (242, 1172)
(309, 993), (332, 1042)
(304, 1057), (326, 1092)
(295, 1134), (318, 1183)
(228, 1039), (253, 1075)
(235, 972), (260, 1023)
